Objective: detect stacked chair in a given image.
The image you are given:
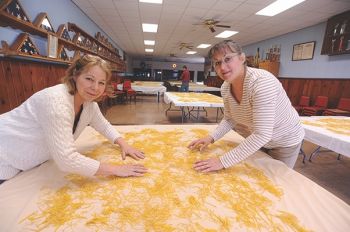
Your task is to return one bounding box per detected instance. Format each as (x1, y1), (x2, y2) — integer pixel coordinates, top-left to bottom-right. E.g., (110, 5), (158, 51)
(323, 98), (350, 116)
(302, 96), (329, 116)
(293, 96), (310, 115)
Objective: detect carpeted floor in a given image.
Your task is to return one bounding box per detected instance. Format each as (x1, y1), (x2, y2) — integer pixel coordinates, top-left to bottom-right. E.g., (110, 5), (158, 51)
(104, 94), (350, 205)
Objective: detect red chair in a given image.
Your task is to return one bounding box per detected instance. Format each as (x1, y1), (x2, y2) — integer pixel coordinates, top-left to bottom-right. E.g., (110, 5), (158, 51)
(293, 96), (310, 115)
(323, 98), (350, 116)
(302, 96), (328, 116)
(123, 79), (137, 102)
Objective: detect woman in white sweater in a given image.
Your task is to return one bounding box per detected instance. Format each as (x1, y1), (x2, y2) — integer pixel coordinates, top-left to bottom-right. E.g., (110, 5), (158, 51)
(0, 55), (147, 184)
(189, 40), (304, 172)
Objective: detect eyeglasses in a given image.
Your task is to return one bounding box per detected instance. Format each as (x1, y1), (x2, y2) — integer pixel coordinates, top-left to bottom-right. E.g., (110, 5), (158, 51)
(212, 53), (239, 68)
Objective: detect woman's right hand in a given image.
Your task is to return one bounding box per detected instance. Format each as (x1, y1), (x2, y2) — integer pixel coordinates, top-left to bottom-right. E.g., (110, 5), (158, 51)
(96, 163), (147, 177)
(113, 164), (147, 177)
(188, 136), (214, 152)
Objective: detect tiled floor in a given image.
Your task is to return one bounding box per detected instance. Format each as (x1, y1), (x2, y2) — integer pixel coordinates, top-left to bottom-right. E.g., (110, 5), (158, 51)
(105, 94), (350, 205)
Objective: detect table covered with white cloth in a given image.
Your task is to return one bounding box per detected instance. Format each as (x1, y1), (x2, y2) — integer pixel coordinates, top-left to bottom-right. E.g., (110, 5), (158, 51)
(301, 116), (350, 158)
(0, 125), (349, 232)
(164, 92), (224, 122)
(168, 81), (221, 92)
(117, 81), (166, 102)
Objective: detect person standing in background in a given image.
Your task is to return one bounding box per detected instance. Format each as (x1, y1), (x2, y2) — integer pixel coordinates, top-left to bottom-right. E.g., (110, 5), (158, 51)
(180, 65), (190, 92)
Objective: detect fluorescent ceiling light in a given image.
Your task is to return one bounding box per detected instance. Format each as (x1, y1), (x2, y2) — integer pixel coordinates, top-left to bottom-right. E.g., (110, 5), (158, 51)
(145, 48), (154, 52)
(215, 31), (238, 38)
(186, 51), (197, 55)
(144, 40), (155, 45)
(256, 0), (305, 16)
(197, 44), (211, 49)
(139, 0), (162, 4)
(142, 23), (158, 33)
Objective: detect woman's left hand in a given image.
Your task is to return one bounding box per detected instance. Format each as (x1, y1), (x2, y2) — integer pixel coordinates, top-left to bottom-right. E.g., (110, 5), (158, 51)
(121, 144), (145, 160)
(193, 157), (224, 173)
(115, 137), (145, 160)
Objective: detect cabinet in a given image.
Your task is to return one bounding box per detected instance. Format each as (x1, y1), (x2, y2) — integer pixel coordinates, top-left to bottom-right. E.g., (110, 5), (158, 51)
(258, 61), (280, 77)
(321, 10), (350, 55)
(0, 0), (125, 71)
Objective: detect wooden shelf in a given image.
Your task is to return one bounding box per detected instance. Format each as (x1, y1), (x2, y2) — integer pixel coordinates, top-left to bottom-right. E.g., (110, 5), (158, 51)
(0, 1), (125, 71)
(321, 10), (350, 55)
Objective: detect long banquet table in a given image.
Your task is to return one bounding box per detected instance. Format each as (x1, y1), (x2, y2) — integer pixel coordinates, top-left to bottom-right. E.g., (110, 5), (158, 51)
(164, 92), (224, 122)
(117, 81), (166, 102)
(0, 125), (349, 232)
(301, 116), (350, 161)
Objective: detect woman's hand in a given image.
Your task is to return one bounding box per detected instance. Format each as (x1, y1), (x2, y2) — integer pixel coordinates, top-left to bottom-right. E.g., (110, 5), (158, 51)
(193, 157), (224, 173)
(188, 136), (214, 151)
(115, 137), (145, 160)
(113, 164), (147, 177)
(96, 163), (147, 177)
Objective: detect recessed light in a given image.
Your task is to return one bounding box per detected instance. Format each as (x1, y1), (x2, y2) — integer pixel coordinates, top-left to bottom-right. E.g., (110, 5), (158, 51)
(197, 44), (211, 48)
(186, 51), (197, 55)
(142, 23), (158, 33)
(145, 48), (154, 52)
(139, 0), (162, 4)
(256, 0), (305, 17)
(144, 40), (155, 45)
(215, 31), (238, 38)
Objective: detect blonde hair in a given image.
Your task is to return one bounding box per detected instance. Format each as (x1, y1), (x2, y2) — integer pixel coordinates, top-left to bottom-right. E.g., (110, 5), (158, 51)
(61, 54), (112, 95)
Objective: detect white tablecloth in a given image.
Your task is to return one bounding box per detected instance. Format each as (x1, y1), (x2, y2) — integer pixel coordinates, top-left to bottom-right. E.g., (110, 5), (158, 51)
(117, 81), (166, 95)
(301, 116), (350, 157)
(168, 81), (221, 92)
(0, 125), (349, 231)
(164, 92), (224, 108)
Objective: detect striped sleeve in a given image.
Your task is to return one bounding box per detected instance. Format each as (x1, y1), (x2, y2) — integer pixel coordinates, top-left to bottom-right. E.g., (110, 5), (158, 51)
(220, 75), (278, 168)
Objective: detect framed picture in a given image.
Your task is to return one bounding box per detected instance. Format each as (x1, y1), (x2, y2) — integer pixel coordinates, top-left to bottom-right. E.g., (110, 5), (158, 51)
(292, 41), (316, 61)
(47, 34), (58, 58)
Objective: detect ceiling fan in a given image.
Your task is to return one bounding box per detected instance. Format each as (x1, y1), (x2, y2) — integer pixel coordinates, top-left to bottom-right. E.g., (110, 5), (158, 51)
(178, 42), (194, 50)
(194, 19), (231, 33)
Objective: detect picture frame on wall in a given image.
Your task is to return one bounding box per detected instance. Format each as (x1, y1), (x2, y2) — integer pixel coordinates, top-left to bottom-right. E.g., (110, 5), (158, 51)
(47, 34), (58, 58)
(292, 41), (316, 61)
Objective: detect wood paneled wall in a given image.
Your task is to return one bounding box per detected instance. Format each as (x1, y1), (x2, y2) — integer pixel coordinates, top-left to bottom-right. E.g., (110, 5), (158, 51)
(279, 78), (350, 108)
(0, 58), (67, 114)
(1, 58), (349, 114)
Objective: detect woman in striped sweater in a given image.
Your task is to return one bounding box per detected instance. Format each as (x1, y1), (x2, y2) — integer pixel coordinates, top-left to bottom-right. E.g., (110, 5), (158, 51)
(189, 40), (304, 172)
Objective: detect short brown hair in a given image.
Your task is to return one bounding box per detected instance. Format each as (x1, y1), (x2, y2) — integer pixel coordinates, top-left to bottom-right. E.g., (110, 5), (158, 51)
(208, 40), (244, 59)
(61, 54), (112, 95)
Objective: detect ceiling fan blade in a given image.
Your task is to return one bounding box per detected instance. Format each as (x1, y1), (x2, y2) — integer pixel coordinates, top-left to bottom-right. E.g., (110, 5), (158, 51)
(216, 25), (231, 28)
(210, 27), (216, 33)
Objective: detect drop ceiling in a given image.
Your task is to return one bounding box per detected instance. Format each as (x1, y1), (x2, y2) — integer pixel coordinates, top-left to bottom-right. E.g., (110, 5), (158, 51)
(72, 0), (350, 62)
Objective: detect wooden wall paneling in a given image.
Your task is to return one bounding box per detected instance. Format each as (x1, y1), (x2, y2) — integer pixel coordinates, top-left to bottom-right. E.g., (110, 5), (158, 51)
(18, 61), (35, 100)
(33, 62), (48, 92)
(279, 78), (350, 109)
(2, 60), (21, 109)
(0, 61), (11, 113)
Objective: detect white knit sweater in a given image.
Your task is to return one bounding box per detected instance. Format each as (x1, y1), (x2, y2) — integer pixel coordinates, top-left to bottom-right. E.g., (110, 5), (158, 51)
(210, 67), (304, 168)
(0, 84), (121, 179)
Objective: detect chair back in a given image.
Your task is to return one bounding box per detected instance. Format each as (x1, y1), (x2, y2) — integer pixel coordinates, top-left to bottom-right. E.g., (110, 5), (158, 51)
(123, 79), (132, 90)
(299, 96), (310, 107)
(338, 98), (350, 111)
(314, 96), (328, 108)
